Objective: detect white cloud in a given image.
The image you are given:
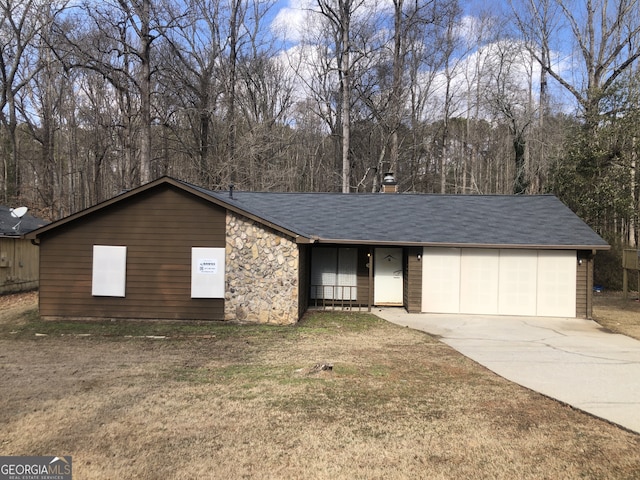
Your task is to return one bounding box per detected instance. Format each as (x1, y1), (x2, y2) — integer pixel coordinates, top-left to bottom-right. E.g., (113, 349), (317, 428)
(270, 0), (392, 45)
(271, 4), (578, 125)
(270, 0), (315, 43)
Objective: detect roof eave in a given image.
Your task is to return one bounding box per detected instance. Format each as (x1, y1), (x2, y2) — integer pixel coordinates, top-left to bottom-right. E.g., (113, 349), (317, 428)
(312, 238), (611, 250)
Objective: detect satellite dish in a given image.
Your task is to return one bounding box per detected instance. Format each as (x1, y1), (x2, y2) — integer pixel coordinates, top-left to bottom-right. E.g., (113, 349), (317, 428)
(10, 206), (28, 218)
(10, 206), (28, 231)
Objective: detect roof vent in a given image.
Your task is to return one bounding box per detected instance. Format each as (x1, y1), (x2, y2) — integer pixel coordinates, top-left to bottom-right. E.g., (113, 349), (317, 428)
(381, 173), (398, 193)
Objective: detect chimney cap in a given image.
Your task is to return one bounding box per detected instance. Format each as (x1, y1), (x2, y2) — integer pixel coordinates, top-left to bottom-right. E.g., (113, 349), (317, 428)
(382, 172), (397, 185)
(381, 173), (399, 193)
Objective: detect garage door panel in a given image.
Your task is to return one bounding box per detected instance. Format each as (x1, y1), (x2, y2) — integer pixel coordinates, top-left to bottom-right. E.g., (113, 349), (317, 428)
(459, 249), (499, 314)
(537, 251), (576, 317)
(422, 248), (460, 313)
(498, 249), (538, 316)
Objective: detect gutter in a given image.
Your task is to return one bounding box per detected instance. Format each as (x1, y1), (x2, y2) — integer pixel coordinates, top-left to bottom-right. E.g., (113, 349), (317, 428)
(310, 238), (610, 250)
(296, 236), (318, 245)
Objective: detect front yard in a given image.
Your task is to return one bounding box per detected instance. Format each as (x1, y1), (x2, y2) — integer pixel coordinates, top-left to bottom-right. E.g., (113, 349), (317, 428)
(1, 292), (639, 479)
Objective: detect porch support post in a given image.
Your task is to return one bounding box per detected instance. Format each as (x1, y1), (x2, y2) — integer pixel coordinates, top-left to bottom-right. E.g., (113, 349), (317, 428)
(587, 253), (594, 319)
(368, 247), (373, 312)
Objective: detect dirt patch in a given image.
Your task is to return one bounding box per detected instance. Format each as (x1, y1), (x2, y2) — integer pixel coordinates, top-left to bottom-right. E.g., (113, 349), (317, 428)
(0, 297), (639, 479)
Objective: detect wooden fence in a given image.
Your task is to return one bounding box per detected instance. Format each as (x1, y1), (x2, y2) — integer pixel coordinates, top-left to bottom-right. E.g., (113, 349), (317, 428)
(0, 237), (39, 294)
(622, 249), (640, 299)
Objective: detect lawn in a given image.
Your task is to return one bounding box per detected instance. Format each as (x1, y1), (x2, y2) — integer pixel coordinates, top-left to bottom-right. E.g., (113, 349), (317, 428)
(592, 291), (640, 340)
(1, 291), (639, 479)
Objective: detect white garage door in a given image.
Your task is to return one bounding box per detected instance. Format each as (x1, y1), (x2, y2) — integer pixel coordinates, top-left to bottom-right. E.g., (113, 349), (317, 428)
(422, 248), (461, 313)
(498, 250), (538, 316)
(536, 251), (577, 317)
(460, 249), (499, 314)
(421, 248), (576, 317)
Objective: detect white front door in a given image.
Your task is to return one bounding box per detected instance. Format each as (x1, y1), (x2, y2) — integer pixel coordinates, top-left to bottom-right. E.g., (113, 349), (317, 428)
(374, 248), (403, 305)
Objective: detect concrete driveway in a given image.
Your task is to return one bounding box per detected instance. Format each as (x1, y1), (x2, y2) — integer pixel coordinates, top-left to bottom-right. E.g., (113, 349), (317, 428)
(374, 309), (640, 434)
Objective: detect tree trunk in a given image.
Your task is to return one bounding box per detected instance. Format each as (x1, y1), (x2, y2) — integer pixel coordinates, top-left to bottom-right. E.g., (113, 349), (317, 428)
(513, 130), (528, 194)
(389, 0), (404, 177)
(340, 0), (351, 193)
(341, 52), (350, 193)
(139, 0), (152, 184)
(227, 0), (241, 186)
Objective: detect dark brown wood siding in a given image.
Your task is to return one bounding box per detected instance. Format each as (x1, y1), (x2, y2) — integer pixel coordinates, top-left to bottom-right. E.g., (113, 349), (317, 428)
(404, 247), (422, 313)
(576, 250), (594, 319)
(38, 185), (226, 320)
(356, 247), (371, 306)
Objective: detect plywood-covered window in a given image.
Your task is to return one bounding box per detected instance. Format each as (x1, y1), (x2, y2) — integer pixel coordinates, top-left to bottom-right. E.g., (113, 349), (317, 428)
(92, 245), (127, 297)
(311, 247), (357, 300)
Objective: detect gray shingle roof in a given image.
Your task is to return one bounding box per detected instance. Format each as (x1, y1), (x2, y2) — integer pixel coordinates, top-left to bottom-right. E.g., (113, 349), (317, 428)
(0, 206), (48, 236)
(187, 184), (608, 249)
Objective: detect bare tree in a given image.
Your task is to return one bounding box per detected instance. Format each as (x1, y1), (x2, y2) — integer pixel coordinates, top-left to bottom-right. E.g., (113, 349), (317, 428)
(157, 0), (225, 186)
(317, 0), (368, 193)
(357, 0), (445, 192)
(435, 2), (466, 193)
(18, 13), (69, 212)
(513, 0), (640, 131)
(0, 0), (67, 202)
(224, 0), (244, 185)
(482, 40), (537, 193)
(60, 0), (184, 188)
(509, 0), (559, 124)
(404, 9), (444, 192)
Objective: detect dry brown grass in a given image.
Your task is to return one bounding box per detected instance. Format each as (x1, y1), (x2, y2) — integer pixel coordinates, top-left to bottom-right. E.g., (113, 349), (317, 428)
(593, 292), (640, 341)
(0, 290), (37, 323)
(1, 292), (639, 479)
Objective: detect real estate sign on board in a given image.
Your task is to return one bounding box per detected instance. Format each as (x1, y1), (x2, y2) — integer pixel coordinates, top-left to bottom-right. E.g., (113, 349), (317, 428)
(191, 247), (225, 298)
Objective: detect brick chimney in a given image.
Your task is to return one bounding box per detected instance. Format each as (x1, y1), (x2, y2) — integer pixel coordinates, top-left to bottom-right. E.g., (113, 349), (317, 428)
(381, 172), (398, 193)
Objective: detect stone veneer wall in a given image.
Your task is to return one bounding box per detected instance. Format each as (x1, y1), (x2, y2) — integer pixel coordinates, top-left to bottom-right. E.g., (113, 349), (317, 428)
(225, 212), (300, 324)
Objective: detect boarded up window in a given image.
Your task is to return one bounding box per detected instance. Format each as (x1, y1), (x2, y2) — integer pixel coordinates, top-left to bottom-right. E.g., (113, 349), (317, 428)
(191, 247), (226, 298)
(92, 245), (127, 297)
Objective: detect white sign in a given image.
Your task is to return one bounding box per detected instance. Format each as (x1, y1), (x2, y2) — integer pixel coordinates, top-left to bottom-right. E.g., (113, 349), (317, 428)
(191, 247), (225, 298)
(198, 259), (218, 274)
